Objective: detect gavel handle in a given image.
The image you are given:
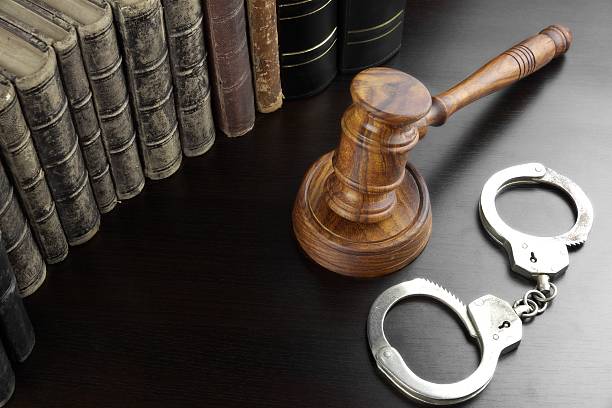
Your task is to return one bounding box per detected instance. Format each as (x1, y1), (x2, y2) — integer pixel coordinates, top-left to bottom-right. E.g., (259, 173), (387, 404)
(421, 24), (572, 131)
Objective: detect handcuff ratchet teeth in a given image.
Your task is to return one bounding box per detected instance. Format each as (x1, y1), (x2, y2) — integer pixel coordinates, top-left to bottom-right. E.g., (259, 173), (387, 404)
(368, 278), (522, 406)
(367, 163), (593, 405)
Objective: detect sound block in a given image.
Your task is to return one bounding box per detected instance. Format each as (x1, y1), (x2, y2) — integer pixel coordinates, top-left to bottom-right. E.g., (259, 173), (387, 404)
(293, 151), (432, 278)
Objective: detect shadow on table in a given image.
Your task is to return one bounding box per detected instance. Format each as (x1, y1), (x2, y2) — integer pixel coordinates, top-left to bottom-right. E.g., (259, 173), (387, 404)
(425, 57), (567, 200)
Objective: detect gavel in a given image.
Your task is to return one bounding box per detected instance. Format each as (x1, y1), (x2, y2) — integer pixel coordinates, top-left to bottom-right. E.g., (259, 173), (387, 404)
(293, 25), (572, 277)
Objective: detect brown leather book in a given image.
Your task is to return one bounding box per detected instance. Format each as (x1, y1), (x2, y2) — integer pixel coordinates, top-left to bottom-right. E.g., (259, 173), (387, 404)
(202, 0), (255, 137)
(245, 0), (282, 113)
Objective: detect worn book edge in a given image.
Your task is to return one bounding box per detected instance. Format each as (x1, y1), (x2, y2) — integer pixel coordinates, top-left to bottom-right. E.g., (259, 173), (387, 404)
(203, 0), (256, 137)
(246, 0), (283, 113)
(0, 2), (118, 213)
(110, 0), (183, 179)
(0, 24), (101, 246)
(33, 0), (146, 200)
(162, 0), (216, 156)
(0, 75), (69, 264)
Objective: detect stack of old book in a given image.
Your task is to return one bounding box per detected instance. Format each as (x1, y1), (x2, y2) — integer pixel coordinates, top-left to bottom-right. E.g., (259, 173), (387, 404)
(0, 0), (403, 402)
(0, 0), (250, 300)
(0, 0), (406, 300)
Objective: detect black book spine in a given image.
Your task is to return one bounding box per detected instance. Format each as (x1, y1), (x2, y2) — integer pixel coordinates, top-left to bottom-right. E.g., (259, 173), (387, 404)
(277, 0), (338, 99)
(338, 0), (406, 73)
(0, 341), (13, 408)
(0, 239), (35, 362)
(0, 161), (46, 297)
(0, 77), (68, 265)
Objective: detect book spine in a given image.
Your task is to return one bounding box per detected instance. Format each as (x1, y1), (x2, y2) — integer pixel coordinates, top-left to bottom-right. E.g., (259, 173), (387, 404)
(202, 0), (256, 137)
(277, 0), (338, 99)
(162, 0), (215, 157)
(112, 0), (182, 179)
(77, 4), (145, 199)
(16, 49), (101, 246)
(0, 162), (46, 297)
(55, 31), (118, 213)
(0, 341), (14, 408)
(0, 78), (68, 264)
(245, 0), (283, 113)
(338, 0), (405, 73)
(0, 239), (35, 362)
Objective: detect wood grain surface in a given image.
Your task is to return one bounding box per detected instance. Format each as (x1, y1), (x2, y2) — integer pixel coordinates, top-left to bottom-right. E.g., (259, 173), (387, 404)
(293, 24), (569, 278)
(421, 24), (571, 129)
(293, 68), (432, 277)
(12, 0), (612, 406)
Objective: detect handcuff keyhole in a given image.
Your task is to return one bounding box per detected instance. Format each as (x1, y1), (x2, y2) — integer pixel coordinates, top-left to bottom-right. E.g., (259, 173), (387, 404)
(498, 321), (511, 329)
(530, 252), (537, 263)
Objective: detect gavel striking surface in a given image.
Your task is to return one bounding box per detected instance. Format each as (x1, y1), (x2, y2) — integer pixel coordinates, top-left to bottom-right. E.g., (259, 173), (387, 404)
(293, 25), (571, 277)
(293, 69), (433, 277)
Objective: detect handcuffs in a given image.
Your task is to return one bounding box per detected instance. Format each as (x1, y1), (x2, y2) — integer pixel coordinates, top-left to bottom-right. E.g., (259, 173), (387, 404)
(368, 163), (594, 405)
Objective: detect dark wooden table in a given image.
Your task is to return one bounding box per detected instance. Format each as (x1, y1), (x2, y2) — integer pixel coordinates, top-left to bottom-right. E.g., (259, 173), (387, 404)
(11, 0), (612, 406)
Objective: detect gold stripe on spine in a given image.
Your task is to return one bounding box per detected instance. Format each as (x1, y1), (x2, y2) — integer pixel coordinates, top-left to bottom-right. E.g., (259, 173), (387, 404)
(278, 0), (314, 7)
(282, 27), (337, 56)
(278, 0), (333, 20)
(346, 20), (403, 45)
(348, 10), (404, 34)
(282, 39), (337, 68)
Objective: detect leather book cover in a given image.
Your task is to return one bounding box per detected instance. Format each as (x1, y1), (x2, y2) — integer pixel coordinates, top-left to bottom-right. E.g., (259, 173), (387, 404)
(162, 0), (215, 156)
(0, 337), (13, 407)
(0, 161), (46, 297)
(33, 0), (145, 199)
(202, 0), (255, 137)
(0, 76), (68, 265)
(0, 238), (35, 361)
(110, 0), (183, 180)
(277, 0), (338, 99)
(0, 20), (101, 246)
(0, 0), (118, 213)
(246, 0), (282, 113)
(338, 0), (406, 73)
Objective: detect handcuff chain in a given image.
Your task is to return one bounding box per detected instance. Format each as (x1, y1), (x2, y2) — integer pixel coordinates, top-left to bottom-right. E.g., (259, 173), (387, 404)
(513, 282), (558, 319)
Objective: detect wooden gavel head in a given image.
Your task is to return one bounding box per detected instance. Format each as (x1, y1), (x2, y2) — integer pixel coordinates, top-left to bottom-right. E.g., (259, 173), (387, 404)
(292, 69), (433, 277)
(293, 25), (572, 277)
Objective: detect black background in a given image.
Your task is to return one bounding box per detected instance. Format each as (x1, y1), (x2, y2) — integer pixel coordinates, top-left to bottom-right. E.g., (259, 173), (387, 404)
(11, 0), (612, 406)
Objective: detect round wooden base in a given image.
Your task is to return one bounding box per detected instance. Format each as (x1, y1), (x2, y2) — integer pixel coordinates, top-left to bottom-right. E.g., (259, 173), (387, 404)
(292, 152), (432, 278)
